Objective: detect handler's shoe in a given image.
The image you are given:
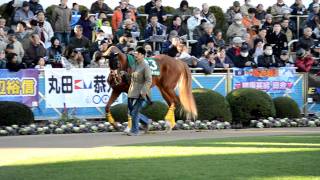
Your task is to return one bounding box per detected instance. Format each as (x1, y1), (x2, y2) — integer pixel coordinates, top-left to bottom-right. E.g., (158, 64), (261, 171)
(126, 132), (139, 136)
(165, 121), (172, 133)
(142, 119), (152, 134)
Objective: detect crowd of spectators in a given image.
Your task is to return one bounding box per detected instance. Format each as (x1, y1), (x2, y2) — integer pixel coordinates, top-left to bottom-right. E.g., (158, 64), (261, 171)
(0, 0), (319, 73)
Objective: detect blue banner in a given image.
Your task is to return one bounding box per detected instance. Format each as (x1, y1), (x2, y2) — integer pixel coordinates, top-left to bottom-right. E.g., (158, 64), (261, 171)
(233, 67), (296, 94)
(0, 69), (39, 107)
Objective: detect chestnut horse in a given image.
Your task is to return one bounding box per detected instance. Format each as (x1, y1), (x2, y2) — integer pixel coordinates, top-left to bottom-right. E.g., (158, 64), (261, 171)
(105, 46), (197, 132)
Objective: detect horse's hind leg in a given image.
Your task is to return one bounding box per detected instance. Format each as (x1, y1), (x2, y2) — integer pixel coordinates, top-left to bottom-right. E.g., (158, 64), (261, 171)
(158, 86), (178, 132)
(105, 90), (121, 128)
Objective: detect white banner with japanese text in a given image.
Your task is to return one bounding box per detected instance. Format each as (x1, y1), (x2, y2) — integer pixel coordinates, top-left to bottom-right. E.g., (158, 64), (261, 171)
(45, 68), (122, 108)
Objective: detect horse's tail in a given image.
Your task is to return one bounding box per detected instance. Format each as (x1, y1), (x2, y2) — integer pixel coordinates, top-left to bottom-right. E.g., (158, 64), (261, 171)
(178, 63), (197, 120)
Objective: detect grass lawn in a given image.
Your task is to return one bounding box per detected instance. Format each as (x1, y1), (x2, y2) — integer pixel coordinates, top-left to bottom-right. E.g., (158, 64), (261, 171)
(1, 134), (320, 180)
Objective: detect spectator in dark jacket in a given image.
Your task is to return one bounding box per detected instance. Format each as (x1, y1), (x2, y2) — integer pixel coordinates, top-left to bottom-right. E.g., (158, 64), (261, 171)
(52, 0), (72, 46)
(14, 1), (34, 24)
(0, 50), (6, 69)
(215, 47), (234, 68)
(144, 0), (156, 15)
(149, 0), (166, 24)
(213, 31), (225, 48)
(308, 0), (319, 12)
(298, 27), (315, 51)
(23, 34), (47, 67)
(233, 45), (256, 68)
(277, 50), (294, 67)
(257, 43), (279, 68)
(76, 10), (94, 41)
(166, 15), (188, 36)
(69, 25), (91, 66)
(162, 30), (180, 57)
(144, 14), (166, 40)
(196, 50), (216, 74)
(295, 48), (315, 72)
(47, 37), (64, 68)
(90, 0), (113, 14)
(6, 53), (26, 72)
(290, 0), (307, 15)
(29, 0), (43, 14)
(226, 36), (243, 63)
(255, 4), (267, 21)
(266, 22), (288, 57)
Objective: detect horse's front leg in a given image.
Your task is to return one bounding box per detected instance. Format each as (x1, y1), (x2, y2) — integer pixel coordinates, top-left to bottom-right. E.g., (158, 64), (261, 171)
(105, 90), (121, 128)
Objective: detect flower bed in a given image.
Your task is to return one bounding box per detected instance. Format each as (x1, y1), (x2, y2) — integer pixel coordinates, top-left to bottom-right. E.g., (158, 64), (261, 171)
(1, 117), (320, 136)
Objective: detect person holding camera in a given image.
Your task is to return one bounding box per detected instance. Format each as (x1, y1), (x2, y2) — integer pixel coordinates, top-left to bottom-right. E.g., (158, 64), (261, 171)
(61, 46), (84, 68)
(23, 33), (46, 68)
(233, 44), (256, 68)
(69, 25), (91, 67)
(46, 37), (64, 68)
(196, 49), (216, 74)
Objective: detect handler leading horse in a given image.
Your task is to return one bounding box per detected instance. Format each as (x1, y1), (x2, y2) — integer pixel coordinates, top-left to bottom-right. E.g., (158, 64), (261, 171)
(105, 46), (197, 131)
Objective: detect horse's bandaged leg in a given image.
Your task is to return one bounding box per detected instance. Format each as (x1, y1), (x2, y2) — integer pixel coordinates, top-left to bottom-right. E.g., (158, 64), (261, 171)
(165, 106), (176, 129)
(106, 113), (116, 125)
(124, 114), (132, 134)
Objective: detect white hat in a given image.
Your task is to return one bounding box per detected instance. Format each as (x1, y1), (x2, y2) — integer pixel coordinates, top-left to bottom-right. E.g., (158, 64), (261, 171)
(233, 37), (244, 44)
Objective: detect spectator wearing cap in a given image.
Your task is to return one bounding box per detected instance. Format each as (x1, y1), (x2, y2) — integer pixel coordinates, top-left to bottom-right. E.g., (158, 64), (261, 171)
(213, 31), (225, 48)
(257, 43), (279, 68)
(76, 10), (94, 41)
(23, 33), (46, 68)
(7, 30), (24, 64)
(196, 23), (215, 57)
(37, 11), (54, 48)
(162, 30), (180, 57)
(281, 18), (293, 42)
(240, 0), (254, 16)
(112, 0), (136, 32)
(226, 36), (243, 63)
(262, 14), (273, 35)
(149, 0), (167, 24)
(215, 47), (234, 69)
(226, 13), (247, 42)
(92, 39), (110, 64)
(297, 27), (315, 51)
(255, 4), (267, 21)
(233, 44), (255, 68)
(290, 0), (307, 16)
(266, 22), (288, 57)
(29, 0), (43, 14)
(119, 11), (140, 32)
(52, 0), (72, 46)
(271, 0), (290, 16)
(167, 15), (188, 37)
(174, 0), (192, 19)
(192, 19), (208, 41)
(242, 8), (260, 30)
(0, 18), (10, 33)
(226, 1), (241, 25)
(116, 19), (139, 41)
(295, 48), (315, 72)
(308, 0), (319, 13)
(201, 3), (216, 27)
(14, 1), (34, 24)
(277, 50), (294, 67)
(187, 8), (205, 40)
(89, 29), (108, 57)
(90, 0), (113, 14)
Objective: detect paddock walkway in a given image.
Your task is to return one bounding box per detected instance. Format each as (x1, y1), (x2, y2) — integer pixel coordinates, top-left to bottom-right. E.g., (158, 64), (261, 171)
(1, 127), (320, 148)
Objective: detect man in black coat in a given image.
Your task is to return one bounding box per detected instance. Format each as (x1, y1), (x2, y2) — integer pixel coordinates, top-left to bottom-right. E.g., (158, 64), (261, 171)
(266, 22), (288, 57)
(257, 43), (280, 68)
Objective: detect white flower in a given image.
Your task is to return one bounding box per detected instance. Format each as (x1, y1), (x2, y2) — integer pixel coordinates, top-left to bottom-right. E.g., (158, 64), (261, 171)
(268, 117), (274, 121)
(206, 122), (212, 126)
(195, 120), (201, 125)
(11, 125), (19, 129)
(0, 130), (8, 136)
(256, 122), (264, 128)
(290, 122), (298, 127)
(262, 120), (270, 124)
(104, 122), (111, 126)
(43, 127), (49, 131)
(49, 124), (56, 129)
(25, 127), (32, 132)
(109, 126), (114, 131)
(55, 128), (64, 134)
(5, 127), (13, 132)
(182, 123), (189, 130)
(308, 121), (316, 127)
(60, 125), (67, 129)
(280, 119), (287, 123)
(224, 122), (231, 126)
(19, 128), (27, 135)
(85, 122), (92, 127)
(37, 128), (44, 133)
(73, 127), (80, 133)
(216, 123), (224, 129)
(79, 125), (86, 129)
(177, 120), (184, 124)
(250, 120), (257, 124)
(67, 123), (74, 128)
(30, 124), (37, 129)
(274, 121), (281, 127)
(98, 123), (105, 129)
(189, 122), (195, 126)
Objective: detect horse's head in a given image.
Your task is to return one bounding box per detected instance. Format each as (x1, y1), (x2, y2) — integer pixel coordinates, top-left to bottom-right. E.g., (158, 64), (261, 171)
(106, 52), (119, 70)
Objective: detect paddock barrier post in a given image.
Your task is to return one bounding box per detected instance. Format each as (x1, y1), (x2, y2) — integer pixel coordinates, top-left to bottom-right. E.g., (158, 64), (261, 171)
(226, 68), (232, 94)
(303, 72), (309, 117)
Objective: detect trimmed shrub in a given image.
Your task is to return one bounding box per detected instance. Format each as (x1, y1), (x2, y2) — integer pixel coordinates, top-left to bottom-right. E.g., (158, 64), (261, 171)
(176, 88), (232, 121)
(110, 103), (128, 123)
(209, 6), (227, 35)
(226, 88), (276, 126)
(273, 97), (301, 118)
(141, 101), (168, 121)
(0, 101), (34, 126)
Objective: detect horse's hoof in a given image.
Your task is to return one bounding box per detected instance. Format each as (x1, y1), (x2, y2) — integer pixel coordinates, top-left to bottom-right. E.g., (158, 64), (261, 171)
(165, 121), (172, 133)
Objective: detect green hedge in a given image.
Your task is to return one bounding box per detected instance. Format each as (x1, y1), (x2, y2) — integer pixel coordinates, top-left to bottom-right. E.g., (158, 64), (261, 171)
(176, 88), (232, 121)
(273, 97), (301, 118)
(0, 101), (34, 126)
(141, 101), (168, 121)
(226, 88), (276, 126)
